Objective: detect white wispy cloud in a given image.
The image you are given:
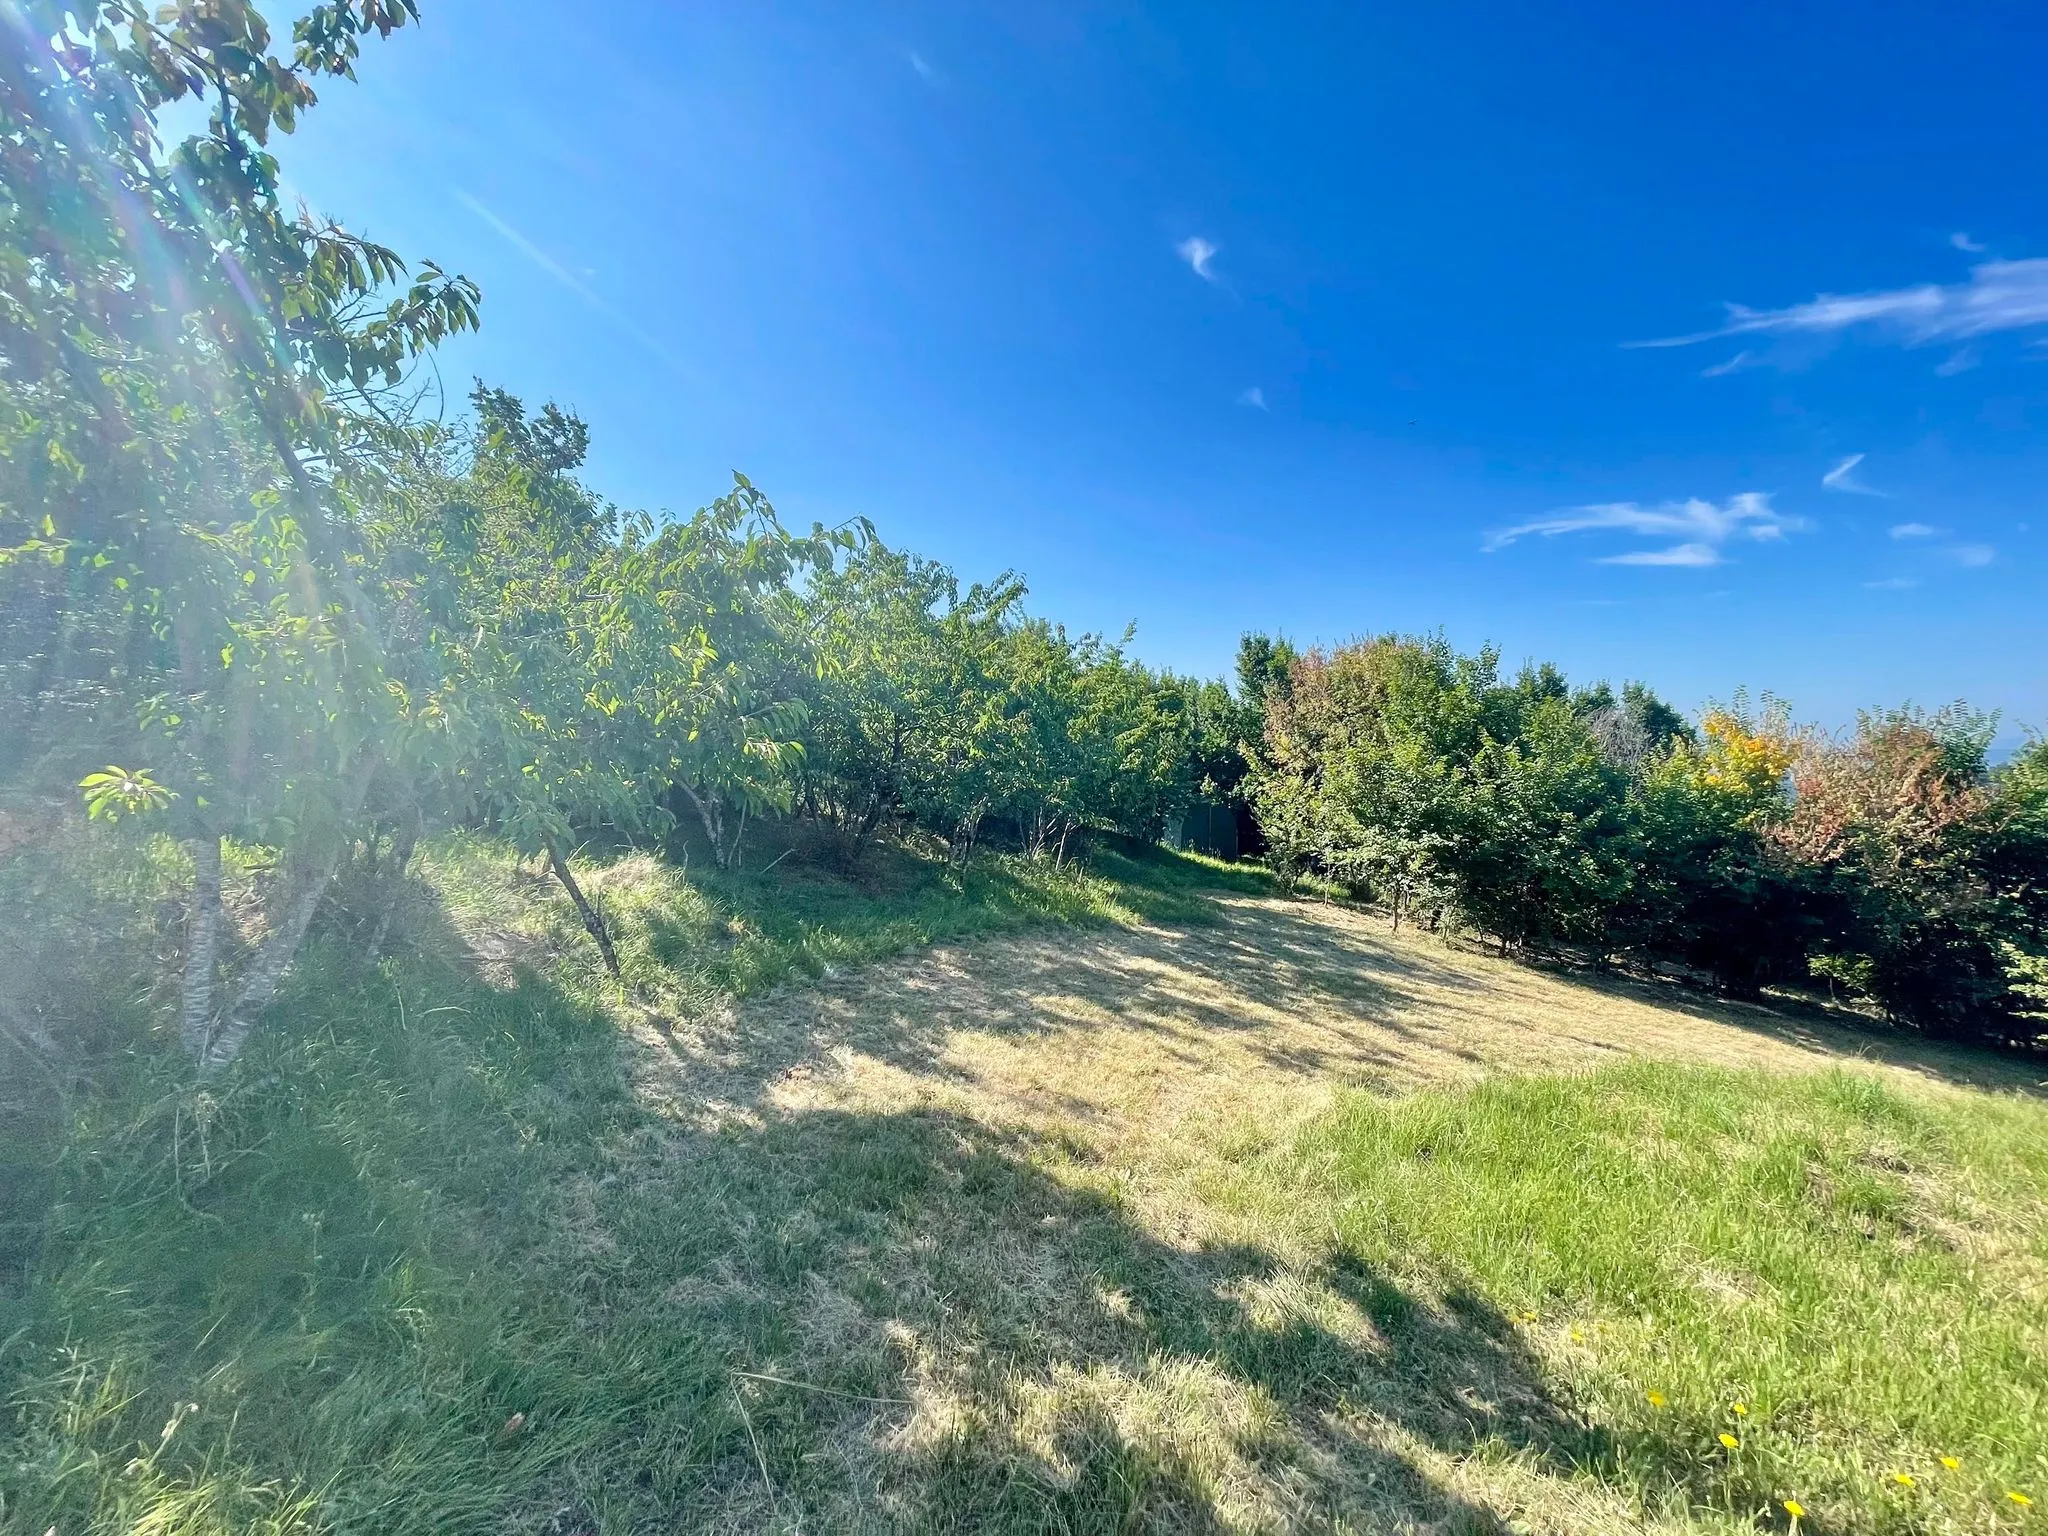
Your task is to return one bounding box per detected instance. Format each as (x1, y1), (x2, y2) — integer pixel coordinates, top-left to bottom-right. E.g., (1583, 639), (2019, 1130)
(1484, 492), (1798, 567)
(1176, 236), (1220, 282)
(905, 48), (937, 81)
(1700, 350), (1755, 377)
(1865, 576), (1919, 590)
(1821, 453), (1882, 495)
(1633, 258), (2048, 352)
(1951, 231), (1987, 254)
(1604, 542), (1720, 567)
(1872, 529), (1994, 579)
(1236, 386), (1267, 410)
(457, 190), (601, 307)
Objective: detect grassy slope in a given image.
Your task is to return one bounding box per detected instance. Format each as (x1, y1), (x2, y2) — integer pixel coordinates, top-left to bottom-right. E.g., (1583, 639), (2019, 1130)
(0, 826), (2043, 1535)
(1283, 1065), (2048, 1530)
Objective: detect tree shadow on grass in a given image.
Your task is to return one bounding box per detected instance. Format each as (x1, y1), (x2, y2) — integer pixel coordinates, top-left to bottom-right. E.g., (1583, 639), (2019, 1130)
(311, 861), (2038, 1535)
(635, 1097), (1895, 1536)
(580, 1100), (1614, 1532)
(5, 847), (1902, 1536)
(1540, 959), (2048, 1100)
(641, 897), (1511, 1130)
(269, 868), (2032, 1533)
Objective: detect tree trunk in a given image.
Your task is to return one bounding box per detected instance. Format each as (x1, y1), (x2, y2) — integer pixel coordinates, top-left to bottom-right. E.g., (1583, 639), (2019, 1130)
(179, 835), (224, 1061)
(201, 753), (380, 1073)
(679, 782), (730, 869)
(547, 840), (622, 978)
(952, 802), (986, 868)
(203, 849), (343, 1073)
(364, 817), (419, 963)
(854, 793), (886, 846)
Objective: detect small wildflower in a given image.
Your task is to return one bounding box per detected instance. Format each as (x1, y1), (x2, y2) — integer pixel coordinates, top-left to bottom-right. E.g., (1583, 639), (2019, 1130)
(1891, 1472), (1915, 1488)
(1720, 1433), (1740, 1449)
(1783, 1499), (1805, 1520)
(1646, 1390), (1666, 1407)
(1731, 1401), (1748, 1416)
(2009, 1490), (2034, 1507)
(1569, 1327), (1585, 1343)
(1939, 1456), (1959, 1471)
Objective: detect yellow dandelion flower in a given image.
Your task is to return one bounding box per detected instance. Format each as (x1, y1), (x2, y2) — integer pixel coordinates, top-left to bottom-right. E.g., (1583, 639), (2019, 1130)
(1646, 1390), (1666, 1407)
(1939, 1456), (1959, 1471)
(1569, 1327), (1585, 1343)
(1783, 1499), (1805, 1519)
(1891, 1472), (1915, 1488)
(1720, 1433), (1740, 1449)
(2009, 1490), (2034, 1507)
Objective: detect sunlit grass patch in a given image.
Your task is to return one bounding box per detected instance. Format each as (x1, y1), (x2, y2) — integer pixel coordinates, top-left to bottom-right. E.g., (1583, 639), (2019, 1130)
(1284, 1061), (2048, 1532)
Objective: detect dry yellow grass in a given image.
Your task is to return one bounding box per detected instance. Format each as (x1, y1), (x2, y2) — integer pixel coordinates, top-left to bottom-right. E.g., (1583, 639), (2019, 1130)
(607, 892), (2042, 1533)
(641, 889), (2036, 1144)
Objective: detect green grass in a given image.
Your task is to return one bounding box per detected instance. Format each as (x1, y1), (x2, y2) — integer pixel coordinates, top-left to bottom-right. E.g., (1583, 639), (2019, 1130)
(420, 825), (1274, 1008)
(2, 823), (2044, 1533)
(1277, 1062), (2048, 1531)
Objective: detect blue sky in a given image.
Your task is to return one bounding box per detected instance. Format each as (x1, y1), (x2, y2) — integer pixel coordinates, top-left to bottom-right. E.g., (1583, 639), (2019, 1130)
(286, 1), (2048, 737)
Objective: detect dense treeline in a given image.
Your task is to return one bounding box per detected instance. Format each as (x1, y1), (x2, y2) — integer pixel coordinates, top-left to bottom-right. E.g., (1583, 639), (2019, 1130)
(1244, 634), (2048, 1043)
(3, 1), (2043, 1069)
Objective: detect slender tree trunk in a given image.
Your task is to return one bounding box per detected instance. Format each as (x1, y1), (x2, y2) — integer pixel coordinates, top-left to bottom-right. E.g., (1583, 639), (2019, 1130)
(547, 840), (622, 978)
(203, 848), (342, 1072)
(679, 783), (729, 868)
(954, 802), (986, 868)
(180, 835), (225, 1060)
(364, 817), (418, 964)
(201, 754), (380, 1073)
(855, 795), (885, 846)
